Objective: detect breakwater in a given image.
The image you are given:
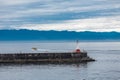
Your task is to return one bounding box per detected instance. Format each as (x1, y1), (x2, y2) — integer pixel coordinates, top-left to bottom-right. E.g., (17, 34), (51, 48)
(0, 52), (95, 64)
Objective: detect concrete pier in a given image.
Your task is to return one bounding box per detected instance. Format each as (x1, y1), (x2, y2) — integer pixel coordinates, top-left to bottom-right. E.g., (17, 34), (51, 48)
(0, 52), (95, 64)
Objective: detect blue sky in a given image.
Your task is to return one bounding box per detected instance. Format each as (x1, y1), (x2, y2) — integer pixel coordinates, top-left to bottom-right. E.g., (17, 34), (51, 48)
(0, 0), (120, 32)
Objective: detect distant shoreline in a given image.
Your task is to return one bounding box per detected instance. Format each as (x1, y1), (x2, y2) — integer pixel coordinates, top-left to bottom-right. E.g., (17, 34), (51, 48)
(0, 40), (120, 42)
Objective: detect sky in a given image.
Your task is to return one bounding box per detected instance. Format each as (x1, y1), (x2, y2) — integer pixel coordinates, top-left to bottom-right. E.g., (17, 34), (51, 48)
(0, 0), (120, 32)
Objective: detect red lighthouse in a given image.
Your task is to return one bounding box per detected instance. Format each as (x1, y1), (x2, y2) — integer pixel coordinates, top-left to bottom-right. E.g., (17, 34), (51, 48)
(75, 40), (81, 53)
(76, 49), (81, 53)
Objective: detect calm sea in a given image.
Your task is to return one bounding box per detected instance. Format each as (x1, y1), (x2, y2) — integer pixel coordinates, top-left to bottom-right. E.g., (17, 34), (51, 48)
(0, 41), (120, 80)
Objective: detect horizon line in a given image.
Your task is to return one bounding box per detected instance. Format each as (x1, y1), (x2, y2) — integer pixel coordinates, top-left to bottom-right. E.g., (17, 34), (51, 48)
(0, 29), (120, 33)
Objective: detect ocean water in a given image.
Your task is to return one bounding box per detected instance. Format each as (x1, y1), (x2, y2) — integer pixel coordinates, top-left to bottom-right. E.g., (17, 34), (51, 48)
(0, 41), (120, 80)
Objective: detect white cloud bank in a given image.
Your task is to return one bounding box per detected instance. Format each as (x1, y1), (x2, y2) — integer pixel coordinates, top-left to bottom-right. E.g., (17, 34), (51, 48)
(13, 16), (120, 32)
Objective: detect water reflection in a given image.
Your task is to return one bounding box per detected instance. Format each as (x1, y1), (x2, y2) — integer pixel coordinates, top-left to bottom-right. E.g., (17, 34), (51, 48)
(0, 62), (88, 68)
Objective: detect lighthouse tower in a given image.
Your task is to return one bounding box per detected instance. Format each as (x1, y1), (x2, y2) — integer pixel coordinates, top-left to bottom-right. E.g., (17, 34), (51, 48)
(75, 40), (81, 53)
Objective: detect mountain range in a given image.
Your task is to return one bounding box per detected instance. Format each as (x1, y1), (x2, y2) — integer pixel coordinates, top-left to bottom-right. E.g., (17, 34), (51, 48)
(0, 30), (120, 41)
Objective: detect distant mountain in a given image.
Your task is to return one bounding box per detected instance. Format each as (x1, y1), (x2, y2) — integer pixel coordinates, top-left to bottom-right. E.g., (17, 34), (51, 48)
(0, 30), (120, 41)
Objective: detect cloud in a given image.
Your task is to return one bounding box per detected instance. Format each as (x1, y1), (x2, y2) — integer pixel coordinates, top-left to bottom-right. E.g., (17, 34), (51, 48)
(0, 0), (120, 19)
(0, 0), (120, 32)
(0, 0), (39, 6)
(12, 16), (120, 32)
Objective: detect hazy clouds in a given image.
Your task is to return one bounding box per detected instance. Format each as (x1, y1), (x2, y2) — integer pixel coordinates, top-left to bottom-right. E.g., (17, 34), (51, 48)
(0, 0), (120, 32)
